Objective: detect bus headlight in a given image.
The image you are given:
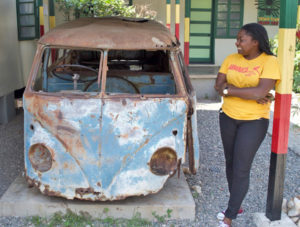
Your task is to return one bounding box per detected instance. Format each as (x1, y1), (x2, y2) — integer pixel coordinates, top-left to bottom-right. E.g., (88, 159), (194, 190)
(29, 144), (53, 172)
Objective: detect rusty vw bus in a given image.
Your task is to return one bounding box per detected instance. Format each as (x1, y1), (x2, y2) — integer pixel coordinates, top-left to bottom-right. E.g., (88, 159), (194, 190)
(23, 17), (199, 201)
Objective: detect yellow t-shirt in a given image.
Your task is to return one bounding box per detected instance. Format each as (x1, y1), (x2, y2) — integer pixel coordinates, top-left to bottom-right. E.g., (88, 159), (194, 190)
(219, 53), (281, 120)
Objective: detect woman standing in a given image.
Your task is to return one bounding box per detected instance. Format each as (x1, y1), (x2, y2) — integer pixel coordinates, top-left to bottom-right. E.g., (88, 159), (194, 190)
(214, 23), (281, 227)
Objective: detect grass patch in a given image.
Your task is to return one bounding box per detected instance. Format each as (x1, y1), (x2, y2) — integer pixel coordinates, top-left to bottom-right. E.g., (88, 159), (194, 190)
(29, 210), (92, 227)
(28, 209), (153, 227)
(192, 191), (199, 198)
(152, 209), (172, 223)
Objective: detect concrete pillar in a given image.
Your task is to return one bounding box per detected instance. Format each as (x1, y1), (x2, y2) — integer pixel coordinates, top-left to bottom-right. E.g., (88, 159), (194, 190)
(0, 92), (16, 124)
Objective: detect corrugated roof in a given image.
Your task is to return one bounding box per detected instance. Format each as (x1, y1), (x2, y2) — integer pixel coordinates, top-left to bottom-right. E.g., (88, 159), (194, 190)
(39, 17), (178, 50)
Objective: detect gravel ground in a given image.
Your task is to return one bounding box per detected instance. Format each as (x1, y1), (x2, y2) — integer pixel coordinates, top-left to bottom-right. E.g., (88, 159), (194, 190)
(0, 110), (24, 198)
(0, 101), (299, 227)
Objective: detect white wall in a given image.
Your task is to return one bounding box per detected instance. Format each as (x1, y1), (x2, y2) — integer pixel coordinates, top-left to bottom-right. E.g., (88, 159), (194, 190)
(0, 0), (38, 96)
(243, 0), (257, 24)
(0, 0), (25, 96)
(214, 39), (237, 66)
(19, 41), (37, 84)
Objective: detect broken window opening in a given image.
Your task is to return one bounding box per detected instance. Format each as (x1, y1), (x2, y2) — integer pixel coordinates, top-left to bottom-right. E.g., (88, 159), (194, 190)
(33, 47), (103, 94)
(105, 50), (177, 95)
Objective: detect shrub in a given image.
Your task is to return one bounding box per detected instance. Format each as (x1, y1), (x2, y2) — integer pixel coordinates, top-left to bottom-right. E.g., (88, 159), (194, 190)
(55, 0), (156, 20)
(270, 29), (300, 93)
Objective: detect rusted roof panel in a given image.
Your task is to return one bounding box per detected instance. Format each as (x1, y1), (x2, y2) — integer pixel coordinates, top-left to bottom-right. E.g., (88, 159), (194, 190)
(38, 17), (178, 50)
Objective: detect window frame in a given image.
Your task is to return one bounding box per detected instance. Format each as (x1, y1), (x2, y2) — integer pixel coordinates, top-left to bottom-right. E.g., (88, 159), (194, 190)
(215, 0), (244, 39)
(32, 46), (104, 94)
(16, 0), (40, 41)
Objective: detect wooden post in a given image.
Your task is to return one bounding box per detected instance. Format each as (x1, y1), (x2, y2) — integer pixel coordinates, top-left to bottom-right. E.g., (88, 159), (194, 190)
(49, 0), (56, 63)
(184, 0), (190, 65)
(266, 0), (297, 221)
(166, 0), (171, 30)
(38, 0), (44, 37)
(175, 0), (180, 39)
(49, 0), (55, 30)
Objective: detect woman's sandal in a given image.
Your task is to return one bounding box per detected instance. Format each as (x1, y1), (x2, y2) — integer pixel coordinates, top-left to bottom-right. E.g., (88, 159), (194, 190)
(217, 208), (244, 220)
(218, 220), (231, 227)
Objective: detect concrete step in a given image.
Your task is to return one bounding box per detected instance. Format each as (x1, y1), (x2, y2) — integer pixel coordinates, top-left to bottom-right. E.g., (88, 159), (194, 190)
(188, 65), (219, 77)
(188, 65), (220, 100)
(0, 172), (195, 221)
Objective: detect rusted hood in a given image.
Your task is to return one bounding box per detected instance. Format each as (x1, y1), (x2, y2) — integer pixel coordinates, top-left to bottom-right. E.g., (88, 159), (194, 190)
(38, 17), (178, 50)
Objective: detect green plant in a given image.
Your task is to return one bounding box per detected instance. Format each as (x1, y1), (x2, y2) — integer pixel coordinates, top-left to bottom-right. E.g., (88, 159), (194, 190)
(270, 27), (300, 93)
(103, 207), (109, 214)
(126, 212), (151, 227)
(28, 210), (92, 227)
(56, 0), (157, 21)
(192, 191), (199, 198)
(48, 212), (64, 226)
(28, 210), (153, 227)
(152, 209), (172, 223)
(292, 102), (300, 117)
(56, 0), (136, 19)
(29, 216), (46, 226)
(102, 216), (117, 225)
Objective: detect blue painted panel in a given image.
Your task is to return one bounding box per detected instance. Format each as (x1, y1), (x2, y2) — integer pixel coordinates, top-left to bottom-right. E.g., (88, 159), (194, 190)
(24, 95), (189, 200)
(191, 95), (200, 170)
(46, 76), (99, 92)
(46, 73), (175, 94)
(99, 99), (187, 190)
(24, 97), (104, 199)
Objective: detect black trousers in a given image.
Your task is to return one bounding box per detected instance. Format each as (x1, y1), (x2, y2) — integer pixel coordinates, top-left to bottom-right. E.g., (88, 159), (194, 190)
(219, 111), (269, 219)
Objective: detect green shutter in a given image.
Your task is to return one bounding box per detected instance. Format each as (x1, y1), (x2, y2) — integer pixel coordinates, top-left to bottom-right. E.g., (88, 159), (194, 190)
(215, 0), (244, 38)
(16, 0), (39, 40)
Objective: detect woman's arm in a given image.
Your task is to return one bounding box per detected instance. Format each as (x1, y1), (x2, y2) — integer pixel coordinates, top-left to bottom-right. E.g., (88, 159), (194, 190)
(214, 72), (227, 96)
(226, 78), (276, 100)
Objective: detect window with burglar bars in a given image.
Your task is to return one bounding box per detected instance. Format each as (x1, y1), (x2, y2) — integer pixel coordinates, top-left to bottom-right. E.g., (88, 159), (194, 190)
(16, 0), (39, 40)
(215, 0), (244, 38)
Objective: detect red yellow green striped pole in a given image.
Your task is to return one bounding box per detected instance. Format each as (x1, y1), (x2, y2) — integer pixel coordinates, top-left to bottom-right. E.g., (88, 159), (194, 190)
(175, 0), (180, 39)
(49, 0), (56, 63)
(38, 0), (44, 37)
(49, 0), (55, 29)
(166, 0), (171, 30)
(184, 0), (190, 65)
(266, 0), (297, 221)
(298, 1), (300, 24)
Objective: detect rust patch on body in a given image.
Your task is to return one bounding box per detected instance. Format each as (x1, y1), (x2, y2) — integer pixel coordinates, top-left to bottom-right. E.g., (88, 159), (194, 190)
(29, 144), (53, 172)
(38, 17), (178, 50)
(149, 147), (177, 176)
(24, 94), (88, 167)
(75, 187), (95, 197)
(57, 125), (77, 134)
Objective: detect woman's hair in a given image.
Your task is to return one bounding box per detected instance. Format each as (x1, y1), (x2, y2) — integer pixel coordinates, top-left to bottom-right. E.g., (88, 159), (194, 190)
(241, 23), (273, 55)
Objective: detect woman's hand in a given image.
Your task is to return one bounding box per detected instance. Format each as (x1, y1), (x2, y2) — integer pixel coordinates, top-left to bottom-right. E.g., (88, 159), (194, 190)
(218, 82), (228, 96)
(256, 92), (274, 104)
(224, 78), (276, 100)
(214, 73), (227, 95)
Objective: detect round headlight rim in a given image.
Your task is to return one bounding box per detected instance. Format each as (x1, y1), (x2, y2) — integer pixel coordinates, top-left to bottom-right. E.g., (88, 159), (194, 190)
(28, 143), (53, 173)
(149, 146), (178, 176)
